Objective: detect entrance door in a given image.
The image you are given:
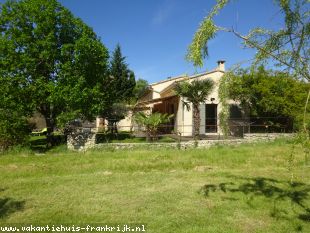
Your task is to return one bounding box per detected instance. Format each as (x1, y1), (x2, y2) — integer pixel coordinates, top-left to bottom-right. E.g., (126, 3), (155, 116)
(205, 104), (217, 133)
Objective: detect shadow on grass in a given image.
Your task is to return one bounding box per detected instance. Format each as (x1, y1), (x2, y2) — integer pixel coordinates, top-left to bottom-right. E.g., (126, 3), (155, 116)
(0, 188), (25, 218)
(200, 176), (310, 223)
(30, 135), (66, 153)
(96, 132), (133, 143)
(96, 132), (176, 143)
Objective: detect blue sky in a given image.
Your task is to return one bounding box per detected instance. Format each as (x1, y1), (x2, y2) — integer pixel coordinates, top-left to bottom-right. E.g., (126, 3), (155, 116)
(2, 0), (284, 83)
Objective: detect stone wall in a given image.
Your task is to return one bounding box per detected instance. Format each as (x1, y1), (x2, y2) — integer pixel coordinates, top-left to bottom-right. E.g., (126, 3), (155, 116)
(67, 132), (294, 151)
(243, 133), (294, 141)
(67, 128), (97, 151)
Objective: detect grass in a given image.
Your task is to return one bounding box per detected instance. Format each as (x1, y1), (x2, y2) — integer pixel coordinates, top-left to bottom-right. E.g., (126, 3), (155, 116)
(110, 135), (175, 143)
(29, 133), (176, 150)
(29, 135), (66, 153)
(96, 132), (176, 143)
(0, 139), (309, 233)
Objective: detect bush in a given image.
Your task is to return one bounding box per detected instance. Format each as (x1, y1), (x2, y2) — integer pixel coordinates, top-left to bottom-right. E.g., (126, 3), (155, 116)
(134, 112), (173, 141)
(0, 110), (31, 151)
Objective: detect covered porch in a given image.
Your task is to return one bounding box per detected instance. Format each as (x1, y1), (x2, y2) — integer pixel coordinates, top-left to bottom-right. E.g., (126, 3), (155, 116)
(138, 95), (179, 134)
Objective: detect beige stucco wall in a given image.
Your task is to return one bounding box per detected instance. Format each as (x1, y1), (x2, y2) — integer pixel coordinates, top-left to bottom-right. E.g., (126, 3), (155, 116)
(117, 111), (133, 132)
(107, 62), (233, 136)
(151, 76), (185, 93)
(175, 70), (225, 136)
(117, 108), (153, 133)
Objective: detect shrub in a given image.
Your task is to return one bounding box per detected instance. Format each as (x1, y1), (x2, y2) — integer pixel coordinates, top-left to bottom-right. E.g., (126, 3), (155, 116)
(0, 109), (31, 151)
(134, 112), (173, 141)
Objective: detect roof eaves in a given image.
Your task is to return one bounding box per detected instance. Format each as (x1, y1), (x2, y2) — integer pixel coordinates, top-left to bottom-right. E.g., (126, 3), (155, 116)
(150, 69), (224, 86)
(137, 95), (178, 105)
(150, 75), (186, 86)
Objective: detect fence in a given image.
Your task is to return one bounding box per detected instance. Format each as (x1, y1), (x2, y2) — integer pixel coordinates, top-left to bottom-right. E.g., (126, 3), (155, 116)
(99, 117), (293, 139)
(66, 117), (294, 150)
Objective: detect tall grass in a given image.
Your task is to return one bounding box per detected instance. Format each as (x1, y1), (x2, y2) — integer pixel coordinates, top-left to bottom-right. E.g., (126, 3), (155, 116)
(0, 139), (309, 233)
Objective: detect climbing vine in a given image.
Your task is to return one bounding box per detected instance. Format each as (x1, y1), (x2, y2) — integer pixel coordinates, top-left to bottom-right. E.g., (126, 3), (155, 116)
(218, 72), (233, 138)
(186, 0), (229, 67)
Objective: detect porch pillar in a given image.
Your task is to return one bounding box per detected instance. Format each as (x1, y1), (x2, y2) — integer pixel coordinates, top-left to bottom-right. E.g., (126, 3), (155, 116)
(199, 104), (206, 134)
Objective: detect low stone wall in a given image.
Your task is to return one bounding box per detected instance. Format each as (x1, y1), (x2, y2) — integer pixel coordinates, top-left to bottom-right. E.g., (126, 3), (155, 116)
(67, 128), (96, 151)
(93, 142), (179, 150)
(67, 132), (294, 151)
(243, 133), (294, 141)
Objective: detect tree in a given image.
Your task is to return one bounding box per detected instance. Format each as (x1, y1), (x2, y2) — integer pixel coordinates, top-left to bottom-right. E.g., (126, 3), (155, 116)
(109, 44), (136, 105)
(0, 69), (33, 149)
(227, 66), (310, 130)
(174, 79), (214, 140)
(134, 112), (173, 141)
(0, 0), (110, 145)
(103, 79), (149, 134)
(105, 103), (129, 134)
(100, 44), (137, 134)
(0, 109), (31, 151)
(187, 0), (309, 129)
(132, 79), (149, 102)
(125, 78), (149, 133)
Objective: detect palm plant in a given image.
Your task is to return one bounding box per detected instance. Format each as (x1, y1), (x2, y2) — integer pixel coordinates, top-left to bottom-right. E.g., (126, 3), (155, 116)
(134, 112), (173, 141)
(175, 79), (214, 140)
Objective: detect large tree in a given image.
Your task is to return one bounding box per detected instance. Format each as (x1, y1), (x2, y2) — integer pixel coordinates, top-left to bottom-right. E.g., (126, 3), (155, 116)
(132, 78), (149, 102)
(102, 44), (136, 133)
(187, 0), (309, 129)
(0, 0), (110, 144)
(109, 44), (136, 104)
(175, 79), (214, 140)
(227, 66), (310, 129)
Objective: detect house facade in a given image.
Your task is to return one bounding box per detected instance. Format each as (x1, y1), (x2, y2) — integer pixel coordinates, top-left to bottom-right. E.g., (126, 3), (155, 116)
(117, 60), (243, 136)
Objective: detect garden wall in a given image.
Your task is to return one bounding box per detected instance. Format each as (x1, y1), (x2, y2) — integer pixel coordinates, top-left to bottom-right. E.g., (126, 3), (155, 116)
(67, 132), (294, 151)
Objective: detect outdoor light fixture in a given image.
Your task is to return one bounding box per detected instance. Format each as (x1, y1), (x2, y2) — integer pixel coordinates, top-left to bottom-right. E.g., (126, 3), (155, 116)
(211, 98), (215, 103)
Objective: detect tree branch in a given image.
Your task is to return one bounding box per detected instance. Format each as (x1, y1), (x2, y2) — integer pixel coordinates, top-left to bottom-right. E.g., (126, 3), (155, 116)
(218, 26), (310, 81)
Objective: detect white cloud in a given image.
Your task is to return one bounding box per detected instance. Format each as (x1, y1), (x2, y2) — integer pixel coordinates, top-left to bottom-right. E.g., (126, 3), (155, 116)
(151, 0), (175, 26)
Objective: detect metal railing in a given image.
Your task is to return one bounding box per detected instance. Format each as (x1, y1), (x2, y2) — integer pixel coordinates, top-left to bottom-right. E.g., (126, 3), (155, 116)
(94, 117), (293, 139)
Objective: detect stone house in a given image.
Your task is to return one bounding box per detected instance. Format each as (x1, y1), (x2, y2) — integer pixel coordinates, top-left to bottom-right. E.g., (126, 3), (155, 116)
(116, 60), (244, 136)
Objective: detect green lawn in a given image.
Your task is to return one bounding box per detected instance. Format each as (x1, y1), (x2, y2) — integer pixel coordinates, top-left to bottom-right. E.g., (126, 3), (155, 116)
(0, 139), (309, 233)
(96, 132), (176, 143)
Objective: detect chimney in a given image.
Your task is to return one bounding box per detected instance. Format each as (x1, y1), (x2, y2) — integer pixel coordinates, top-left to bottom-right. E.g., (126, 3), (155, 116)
(217, 60), (225, 71)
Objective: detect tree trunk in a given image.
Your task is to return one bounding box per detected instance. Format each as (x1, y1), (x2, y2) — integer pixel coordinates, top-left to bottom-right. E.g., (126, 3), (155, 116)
(146, 127), (151, 142)
(193, 103), (201, 141)
(45, 117), (54, 148)
(40, 104), (55, 148)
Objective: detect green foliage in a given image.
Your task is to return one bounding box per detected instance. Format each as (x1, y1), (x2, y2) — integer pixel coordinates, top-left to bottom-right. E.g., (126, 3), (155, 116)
(186, 19), (217, 67)
(186, 0), (228, 67)
(175, 79), (214, 107)
(0, 71), (33, 149)
(249, 0), (310, 80)
(108, 44), (136, 106)
(189, 0), (310, 153)
(106, 103), (129, 122)
(218, 67), (310, 137)
(175, 79), (214, 139)
(101, 44), (136, 128)
(105, 103), (130, 134)
(188, 0), (309, 81)
(218, 72), (232, 137)
(0, 109), (31, 151)
(227, 67), (309, 128)
(0, 0), (110, 134)
(134, 112), (173, 141)
(132, 79), (149, 102)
